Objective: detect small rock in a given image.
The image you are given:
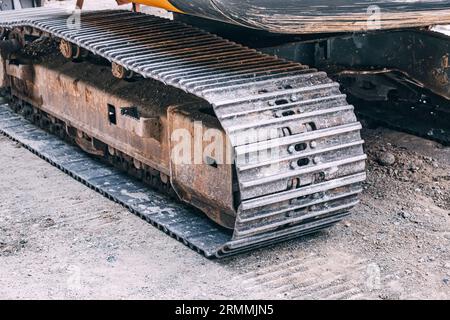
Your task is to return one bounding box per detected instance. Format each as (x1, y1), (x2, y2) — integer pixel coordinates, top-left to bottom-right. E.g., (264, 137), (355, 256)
(344, 222), (351, 228)
(40, 218), (55, 228)
(377, 152), (396, 166)
(0, 245), (14, 255)
(399, 211), (411, 219)
(443, 278), (449, 285)
(107, 255), (116, 263)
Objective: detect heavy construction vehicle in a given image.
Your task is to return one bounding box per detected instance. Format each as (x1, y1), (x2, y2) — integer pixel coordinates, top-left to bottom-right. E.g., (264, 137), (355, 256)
(0, 1), (449, 257)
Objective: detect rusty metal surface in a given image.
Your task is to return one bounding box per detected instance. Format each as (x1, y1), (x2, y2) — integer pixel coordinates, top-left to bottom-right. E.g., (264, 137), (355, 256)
(6, 60), (172, 174)
(0, 55), (8, 88)
(168, 104), (237, 227)
(5, 57), (237, 226)
(0, 8), (366, 251)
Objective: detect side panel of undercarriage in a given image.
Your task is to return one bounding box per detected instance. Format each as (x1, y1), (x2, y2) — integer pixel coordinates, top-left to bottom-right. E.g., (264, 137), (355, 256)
(4, 56), (237, 226)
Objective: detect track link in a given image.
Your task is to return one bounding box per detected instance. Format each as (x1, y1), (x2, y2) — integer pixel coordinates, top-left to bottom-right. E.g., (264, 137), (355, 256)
(0, 8), (366, 256)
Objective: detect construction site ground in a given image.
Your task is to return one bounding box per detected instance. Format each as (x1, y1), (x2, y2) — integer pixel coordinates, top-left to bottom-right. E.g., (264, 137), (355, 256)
(0, 0), (449, 300)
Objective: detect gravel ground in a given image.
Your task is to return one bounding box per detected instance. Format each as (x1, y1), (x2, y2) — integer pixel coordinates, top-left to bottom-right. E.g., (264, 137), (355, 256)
(0, 0), (449, 300)
(0, 127), (449, 300)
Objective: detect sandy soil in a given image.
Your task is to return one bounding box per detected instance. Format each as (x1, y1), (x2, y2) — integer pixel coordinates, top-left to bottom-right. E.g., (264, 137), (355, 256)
(0, 0), (449, 300)
(0, 125), (449, 300)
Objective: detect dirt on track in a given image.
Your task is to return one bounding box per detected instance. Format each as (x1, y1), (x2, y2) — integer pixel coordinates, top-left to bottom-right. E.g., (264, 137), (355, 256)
(0, 125), (449, 300)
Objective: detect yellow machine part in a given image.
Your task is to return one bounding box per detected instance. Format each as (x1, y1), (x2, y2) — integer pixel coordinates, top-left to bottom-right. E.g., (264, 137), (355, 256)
(126, 0), (183, 13)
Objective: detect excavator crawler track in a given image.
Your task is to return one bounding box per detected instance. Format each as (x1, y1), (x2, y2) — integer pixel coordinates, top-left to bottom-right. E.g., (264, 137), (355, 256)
(0, 103), (350, 257)
(0, 8), (366, 257)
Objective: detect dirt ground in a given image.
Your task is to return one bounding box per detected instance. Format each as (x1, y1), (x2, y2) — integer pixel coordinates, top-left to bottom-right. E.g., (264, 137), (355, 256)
(0, 125), (449, 300)
(0, 0), (449, 300)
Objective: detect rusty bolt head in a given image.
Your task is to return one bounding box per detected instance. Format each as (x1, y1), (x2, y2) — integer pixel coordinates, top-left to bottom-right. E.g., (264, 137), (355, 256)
(108, 146), (116, 156)
(160, 173), (169, 184)
(112, 62), (127, 79)
(133, 159), (142, 170)
(59, 40), (73, 59)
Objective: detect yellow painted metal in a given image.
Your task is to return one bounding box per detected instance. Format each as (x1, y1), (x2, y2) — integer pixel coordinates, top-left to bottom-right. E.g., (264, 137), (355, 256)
(131, 0), (183, 13)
